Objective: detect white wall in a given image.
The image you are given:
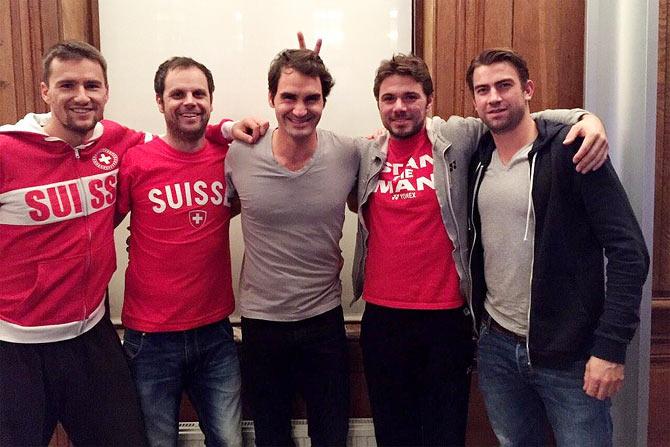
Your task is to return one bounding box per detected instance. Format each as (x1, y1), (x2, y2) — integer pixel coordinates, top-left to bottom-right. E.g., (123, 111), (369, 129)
(98, 0), (413, 322)
(585, 1), (657, 445)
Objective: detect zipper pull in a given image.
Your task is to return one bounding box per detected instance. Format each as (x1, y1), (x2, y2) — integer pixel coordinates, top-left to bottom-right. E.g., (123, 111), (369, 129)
(74, 147), (80, 159)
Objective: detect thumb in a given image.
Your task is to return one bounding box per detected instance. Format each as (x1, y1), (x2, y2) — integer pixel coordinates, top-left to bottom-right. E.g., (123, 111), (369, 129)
(563, 125), (578, 145)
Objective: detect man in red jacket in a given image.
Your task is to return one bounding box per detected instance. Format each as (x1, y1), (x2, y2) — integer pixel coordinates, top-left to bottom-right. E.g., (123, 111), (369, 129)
(0, 40), (150, 446)
(0, 40), (266, 446)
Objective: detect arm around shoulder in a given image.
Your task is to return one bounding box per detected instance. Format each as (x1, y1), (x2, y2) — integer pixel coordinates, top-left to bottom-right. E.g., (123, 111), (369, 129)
(532, 110), (609, 172)
(531, 108), (586, 125)
(430, 115), (488, 159)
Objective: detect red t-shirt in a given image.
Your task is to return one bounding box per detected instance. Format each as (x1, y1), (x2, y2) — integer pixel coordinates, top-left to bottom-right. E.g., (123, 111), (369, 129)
(362, 129), (463, 309)
(116, 137), (235, 332)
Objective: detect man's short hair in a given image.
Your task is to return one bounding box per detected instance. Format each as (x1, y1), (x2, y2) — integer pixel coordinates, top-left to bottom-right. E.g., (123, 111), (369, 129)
(466, 48), (530, 92)
(373, 54), (434, 100)
(42, 40), (108, 85)
(154, 57), (215, 98)
(267, 49), (334, 102)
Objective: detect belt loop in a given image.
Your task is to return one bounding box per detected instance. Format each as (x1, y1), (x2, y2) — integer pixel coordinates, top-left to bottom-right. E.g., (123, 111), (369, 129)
(483, 312), (492, 330)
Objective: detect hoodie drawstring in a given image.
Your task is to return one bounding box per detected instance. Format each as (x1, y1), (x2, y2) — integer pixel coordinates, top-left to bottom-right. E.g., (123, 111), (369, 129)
(523, 153), (536, 241)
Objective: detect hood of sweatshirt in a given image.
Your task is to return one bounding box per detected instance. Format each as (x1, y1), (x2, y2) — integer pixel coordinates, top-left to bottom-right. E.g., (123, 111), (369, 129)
(0, 112), (105, 148)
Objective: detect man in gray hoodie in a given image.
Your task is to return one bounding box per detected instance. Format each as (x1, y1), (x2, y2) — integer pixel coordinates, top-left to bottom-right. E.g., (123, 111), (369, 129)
(352, 53), (607, 446)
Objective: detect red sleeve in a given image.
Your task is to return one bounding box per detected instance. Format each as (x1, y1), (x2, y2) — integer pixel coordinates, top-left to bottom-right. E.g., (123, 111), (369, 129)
(115, 146), (136, 226)
(123, 128), (150, 148)
(101, 119), (152, 162)
(205, 119), (232, 147)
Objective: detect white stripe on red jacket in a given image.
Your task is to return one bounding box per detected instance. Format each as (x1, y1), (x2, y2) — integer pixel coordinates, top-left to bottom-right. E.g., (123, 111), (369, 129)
(0, 113), (151, 343)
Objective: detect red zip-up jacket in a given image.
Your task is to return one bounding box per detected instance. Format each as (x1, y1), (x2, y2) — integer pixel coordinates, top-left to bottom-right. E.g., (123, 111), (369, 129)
(0, 113), (151, 343)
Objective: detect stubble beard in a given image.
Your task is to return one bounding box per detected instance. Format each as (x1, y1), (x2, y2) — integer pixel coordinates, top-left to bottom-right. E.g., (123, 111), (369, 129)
(485, 106), (526, 135)
(388, 121), (423, 139)
(385, 115), (424, 140)
(63, 110), (101, 136)
(168, 116), (207, 143)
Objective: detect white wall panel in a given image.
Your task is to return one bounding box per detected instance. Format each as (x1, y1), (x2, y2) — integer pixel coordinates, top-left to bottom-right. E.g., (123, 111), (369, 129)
(585, 0), (657, 445)
(98, 0), (413, 321)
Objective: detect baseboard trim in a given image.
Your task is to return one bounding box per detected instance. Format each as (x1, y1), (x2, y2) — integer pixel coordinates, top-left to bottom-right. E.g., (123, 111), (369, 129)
(179, 418), (376, 446)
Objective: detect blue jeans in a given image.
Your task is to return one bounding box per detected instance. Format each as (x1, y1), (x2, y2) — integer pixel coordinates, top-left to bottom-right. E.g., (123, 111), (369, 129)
(477, 320), (612, 447)
(123, 319), (242, 447)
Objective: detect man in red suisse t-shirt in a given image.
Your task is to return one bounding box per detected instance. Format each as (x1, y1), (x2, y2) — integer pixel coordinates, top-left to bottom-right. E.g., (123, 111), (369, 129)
(114, 56), (271, 447)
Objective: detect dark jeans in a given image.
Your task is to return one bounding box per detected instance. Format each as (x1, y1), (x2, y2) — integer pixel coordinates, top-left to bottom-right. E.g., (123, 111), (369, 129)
(123, 318), (242, 447)
(360, 303), (475, 447)
(241, 306), (350, 447)
(0, 316), (146, 446)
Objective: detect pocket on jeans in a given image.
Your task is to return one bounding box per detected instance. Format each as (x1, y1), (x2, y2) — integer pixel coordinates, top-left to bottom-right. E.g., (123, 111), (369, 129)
(122, 329), (144, 360)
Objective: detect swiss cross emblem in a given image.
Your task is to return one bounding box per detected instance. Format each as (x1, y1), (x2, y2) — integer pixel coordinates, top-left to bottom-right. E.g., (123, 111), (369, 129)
(92, 148), (119, 171)
(189, 210), (207, 228)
